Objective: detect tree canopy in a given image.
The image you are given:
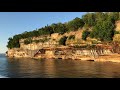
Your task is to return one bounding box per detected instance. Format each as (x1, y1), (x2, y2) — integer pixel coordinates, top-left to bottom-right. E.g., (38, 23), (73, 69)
(67, 17), (84, 31)
(7, 12), (120, 49)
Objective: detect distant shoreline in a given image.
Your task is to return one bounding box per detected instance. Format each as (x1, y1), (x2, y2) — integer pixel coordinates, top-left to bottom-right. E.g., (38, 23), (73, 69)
(0, 53), (5, 56)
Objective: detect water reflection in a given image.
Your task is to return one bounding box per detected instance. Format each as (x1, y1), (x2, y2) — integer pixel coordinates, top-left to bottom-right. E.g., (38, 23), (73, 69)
(0, 56), (9, 77)
(42, 59), (56, 78)
(1, 56), (120, 78)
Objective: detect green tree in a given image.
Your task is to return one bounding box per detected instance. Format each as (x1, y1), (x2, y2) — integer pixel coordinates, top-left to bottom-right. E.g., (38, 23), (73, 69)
(108, 12), (119, 23)
(95, 12), (107, 21)
(7, 35), (20, 49)
(59, 36), (68, 45)
(53, 23), (68, 34)
(82, 13), (96, 27)
(67, 17), (84, 31)
(90, 20), (115, 41)
(82, 30), (90, 40)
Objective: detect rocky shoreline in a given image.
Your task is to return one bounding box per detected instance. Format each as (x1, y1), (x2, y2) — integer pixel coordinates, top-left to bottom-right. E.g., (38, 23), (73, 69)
(6, 54), (120, 63)
(6, 46), (120, 63)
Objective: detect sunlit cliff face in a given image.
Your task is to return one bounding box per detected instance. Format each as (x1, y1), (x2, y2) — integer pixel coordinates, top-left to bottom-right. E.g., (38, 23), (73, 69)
(115, 20), (120, 32)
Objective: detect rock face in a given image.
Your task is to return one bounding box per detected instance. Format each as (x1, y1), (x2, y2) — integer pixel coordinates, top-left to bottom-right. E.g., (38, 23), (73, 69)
(7, 33), (60, 58)
(7, 48), (30, 58)
(30, 47), (113, 60)
(7, 49), (15, 57)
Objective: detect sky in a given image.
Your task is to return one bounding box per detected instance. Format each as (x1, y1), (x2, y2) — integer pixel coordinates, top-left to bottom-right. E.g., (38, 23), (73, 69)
(0, 12), (87, 53)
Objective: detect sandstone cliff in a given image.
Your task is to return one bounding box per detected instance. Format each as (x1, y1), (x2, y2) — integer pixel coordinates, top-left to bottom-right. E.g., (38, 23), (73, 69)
(7, 20), (120, 58)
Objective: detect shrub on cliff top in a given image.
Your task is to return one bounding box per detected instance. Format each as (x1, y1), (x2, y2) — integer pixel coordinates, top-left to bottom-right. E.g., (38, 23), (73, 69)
(24, 38), (32, 45)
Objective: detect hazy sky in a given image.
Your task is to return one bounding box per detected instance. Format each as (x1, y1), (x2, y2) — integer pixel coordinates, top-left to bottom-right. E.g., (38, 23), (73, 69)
(0, 12), (86, 53)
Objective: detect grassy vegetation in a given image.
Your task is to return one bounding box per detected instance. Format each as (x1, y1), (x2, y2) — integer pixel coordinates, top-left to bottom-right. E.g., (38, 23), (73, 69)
(24, 38), (50, 45)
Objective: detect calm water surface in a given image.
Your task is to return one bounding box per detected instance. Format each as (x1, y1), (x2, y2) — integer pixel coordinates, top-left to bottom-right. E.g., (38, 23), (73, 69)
(0, 54), (120, 78)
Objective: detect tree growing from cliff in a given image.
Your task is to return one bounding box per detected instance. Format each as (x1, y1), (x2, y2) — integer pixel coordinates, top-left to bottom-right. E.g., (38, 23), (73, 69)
(59, 36), (68, 45)
(7, 36), (20, 49)
(82, 30), (90, 40)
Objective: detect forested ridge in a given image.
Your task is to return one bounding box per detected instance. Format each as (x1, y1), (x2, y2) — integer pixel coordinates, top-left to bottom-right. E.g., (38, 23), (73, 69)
(7, 12), (120, 49)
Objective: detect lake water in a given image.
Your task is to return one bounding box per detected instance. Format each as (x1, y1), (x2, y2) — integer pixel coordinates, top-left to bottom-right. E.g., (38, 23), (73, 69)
(0, 54), (120, 78)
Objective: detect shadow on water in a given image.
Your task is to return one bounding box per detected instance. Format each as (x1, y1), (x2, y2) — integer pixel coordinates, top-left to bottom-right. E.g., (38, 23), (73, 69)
(1, 54), (120, 78)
